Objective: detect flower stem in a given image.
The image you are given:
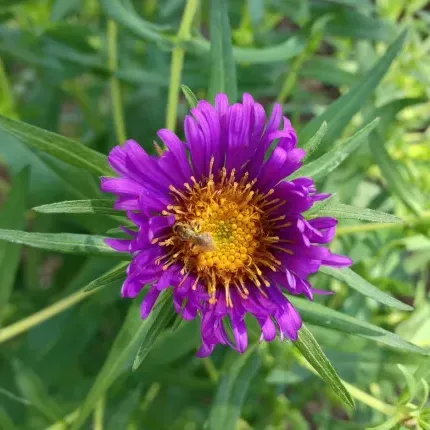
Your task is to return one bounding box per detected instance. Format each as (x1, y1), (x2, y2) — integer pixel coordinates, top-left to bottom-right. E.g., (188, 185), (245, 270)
(0, 289), (97, 344)
(107, 19), (127, 145)
(93, 397), (105, 430)
(165, 0), (199, 132)
(203, 357), (219, 383)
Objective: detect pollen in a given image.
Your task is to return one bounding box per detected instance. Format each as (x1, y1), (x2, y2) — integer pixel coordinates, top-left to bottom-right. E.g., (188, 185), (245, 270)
(157, 159), (293, 307)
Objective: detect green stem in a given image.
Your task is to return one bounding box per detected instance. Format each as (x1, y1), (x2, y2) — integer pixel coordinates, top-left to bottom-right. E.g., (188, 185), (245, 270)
(165, 0), (199, 132)
(0, 57), (19, 119)
(301, 359), (397, 415)
(93, 397), (105, 430)
(107, 20), (127, 145)
(276, 22), (325, 104)
(0, 289), (97, 344)
(141, 383), (160, 412)
(203, 357), (219, 383)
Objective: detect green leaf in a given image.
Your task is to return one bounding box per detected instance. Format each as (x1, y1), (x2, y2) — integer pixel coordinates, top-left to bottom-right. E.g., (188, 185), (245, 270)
(208, 347), (261, 430)
(302, 121), (327, 160)
(0, 407), (19, 430)
(320, 267), (412, 311)
(294, 118), (379, 180)
(298, 31), (406, 151)
(0, 115), (111, 176)
(13, 360), (64, 422)
(208, 0), (237, 102)
(0, 168), (29, 315)
(144, 319), (200, 367)
(181, 84), (198, 109)
(71, 292), (172, 429)
(289, 296), (429, 356)
(0, 229), (120, 256)
(99, 0), (167, 45)
(294, 325), (354, 408)
(132, 292), (175, 370)
(397, 364), (417, 405)
(370, 131), (423, 215)
(311, 201), (402, 223)
(83, 261), (128, 292)
(101, 0), (304, 64)
(231, 37), (304, 64)
(33, 199), (117, 215)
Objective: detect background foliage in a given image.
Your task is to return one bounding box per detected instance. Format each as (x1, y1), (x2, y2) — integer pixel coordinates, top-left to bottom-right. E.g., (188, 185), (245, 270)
(0, 0), (429, 429)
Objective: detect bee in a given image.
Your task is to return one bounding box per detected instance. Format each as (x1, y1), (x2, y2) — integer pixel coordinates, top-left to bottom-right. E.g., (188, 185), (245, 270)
(173, 222), (216, 251)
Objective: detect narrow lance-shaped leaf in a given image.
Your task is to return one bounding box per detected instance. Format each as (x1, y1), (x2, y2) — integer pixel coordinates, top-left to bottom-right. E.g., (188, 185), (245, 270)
(293, 118), (379, 181)
(13, 360), (64, 422)
(289, 296), (429, 356)
(208, 0), (237, 102)
(0, 115), (111, 176)
(370, 131), (423, 215)
(294, 325), (354, 408)
(208, 347), (261, 430)
(299, 31), (406, 153)
(33, 199), (117, 215)
(181, 84), (198, 109)
(302, 121), (328, 160)
(310, 201), (402, 224)
(0, 168), (29, 314)
(84, 261), (128, 292)
(133, 293), (176, 370)
(0, 229), (120, 256)
(320, 267), (412, 311)
(72, 291), (172, 429)
(99, 0), (304, 64)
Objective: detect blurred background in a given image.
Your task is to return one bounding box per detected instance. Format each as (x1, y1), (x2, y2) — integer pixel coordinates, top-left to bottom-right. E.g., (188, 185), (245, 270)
(0, 0), (429, 429)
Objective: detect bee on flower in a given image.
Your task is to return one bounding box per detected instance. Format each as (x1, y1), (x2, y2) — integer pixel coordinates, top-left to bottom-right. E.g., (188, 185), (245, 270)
(101, 93), (351, 357)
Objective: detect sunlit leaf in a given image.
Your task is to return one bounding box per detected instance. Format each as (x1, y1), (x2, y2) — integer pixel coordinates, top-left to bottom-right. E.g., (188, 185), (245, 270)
(0, 229), (120, 256)
(33, 199), (117, 215)
(312, 201), (402, 223)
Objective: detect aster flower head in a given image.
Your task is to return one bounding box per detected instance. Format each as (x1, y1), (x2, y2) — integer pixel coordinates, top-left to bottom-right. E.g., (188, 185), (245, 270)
(101, 93), (352, 357)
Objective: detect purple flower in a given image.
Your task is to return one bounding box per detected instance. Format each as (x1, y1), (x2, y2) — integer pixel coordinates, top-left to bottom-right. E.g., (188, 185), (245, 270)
(101, 93), (352, 357)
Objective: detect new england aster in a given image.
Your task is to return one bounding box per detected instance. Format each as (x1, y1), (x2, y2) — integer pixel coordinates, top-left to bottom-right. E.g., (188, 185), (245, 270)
(101, 93), (352, 357)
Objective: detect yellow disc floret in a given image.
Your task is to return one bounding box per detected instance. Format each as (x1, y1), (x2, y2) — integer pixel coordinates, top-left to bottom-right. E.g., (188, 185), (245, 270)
(155, 158), (292, 307)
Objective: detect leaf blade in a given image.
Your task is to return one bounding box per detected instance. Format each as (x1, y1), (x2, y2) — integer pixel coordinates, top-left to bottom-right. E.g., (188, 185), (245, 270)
(83, 261), (128, 292)
(71, 292), (172, 429)
(289, 296), (429, 356)
(298, 31), (406, 151)
(33, 199), (117, 215)
(311, 201), (402, 223)
(208, 347), (261, 430)
(320, 267), (412, 311)
(294, 118), (379, 180)
(0, 115), (111, 176)
(0, 229), (120, 256)
(294, 325), (354, 408)
(208, 0), (237, 102)
(0, 168), (29, 314)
